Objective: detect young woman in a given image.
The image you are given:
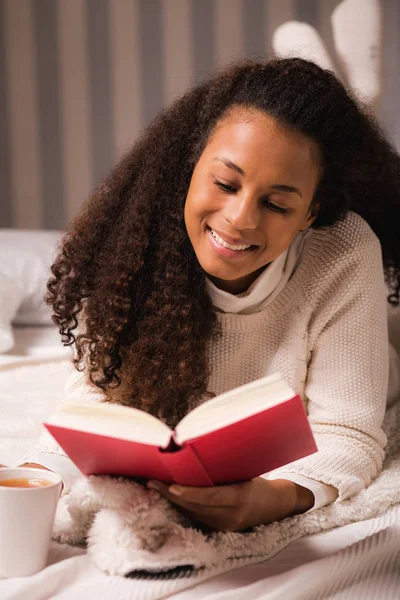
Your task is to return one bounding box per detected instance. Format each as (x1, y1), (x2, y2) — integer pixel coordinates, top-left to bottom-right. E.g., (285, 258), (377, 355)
(19, 58), (400, 531)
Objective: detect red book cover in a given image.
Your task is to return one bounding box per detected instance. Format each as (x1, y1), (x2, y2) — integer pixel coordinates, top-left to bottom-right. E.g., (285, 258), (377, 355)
(44, 393), (317, 486)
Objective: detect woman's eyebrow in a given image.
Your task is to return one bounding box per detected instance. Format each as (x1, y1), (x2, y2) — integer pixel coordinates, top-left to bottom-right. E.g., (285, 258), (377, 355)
(212, 157), (303, 198)
(213, 157), (245, 177)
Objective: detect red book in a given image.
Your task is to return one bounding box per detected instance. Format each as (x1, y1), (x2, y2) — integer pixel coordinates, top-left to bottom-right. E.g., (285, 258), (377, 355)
(44, 373), (317, 486)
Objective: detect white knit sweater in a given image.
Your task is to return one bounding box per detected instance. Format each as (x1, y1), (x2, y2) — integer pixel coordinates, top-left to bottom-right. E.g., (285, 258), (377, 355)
(29, 211), (389, 503)
(205, 211), (388, 500)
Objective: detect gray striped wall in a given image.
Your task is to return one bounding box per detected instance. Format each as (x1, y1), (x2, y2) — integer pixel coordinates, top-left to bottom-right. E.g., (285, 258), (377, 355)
(0, 0), (399, 230)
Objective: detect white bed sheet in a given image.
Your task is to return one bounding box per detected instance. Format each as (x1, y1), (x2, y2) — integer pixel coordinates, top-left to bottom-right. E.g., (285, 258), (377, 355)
(0, 504), (398, 600)
(0, 326), (399, 600)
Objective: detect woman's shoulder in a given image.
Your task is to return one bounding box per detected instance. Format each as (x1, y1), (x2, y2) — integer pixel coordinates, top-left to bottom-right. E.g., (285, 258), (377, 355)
(294, 211), (383, 301)
(326, 210), (380, 252)
(305, 211), (381, 270)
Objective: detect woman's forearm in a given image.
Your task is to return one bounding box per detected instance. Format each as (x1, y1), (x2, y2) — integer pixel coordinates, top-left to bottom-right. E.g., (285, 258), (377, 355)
(263, 478), (315, 521)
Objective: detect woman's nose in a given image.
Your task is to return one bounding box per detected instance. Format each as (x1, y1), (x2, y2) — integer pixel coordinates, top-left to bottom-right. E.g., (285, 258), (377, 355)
(222, 193), (259, 230)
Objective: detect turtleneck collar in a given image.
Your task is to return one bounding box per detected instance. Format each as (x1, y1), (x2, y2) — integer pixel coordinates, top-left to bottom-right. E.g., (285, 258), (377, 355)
(205, 229), (310, 315)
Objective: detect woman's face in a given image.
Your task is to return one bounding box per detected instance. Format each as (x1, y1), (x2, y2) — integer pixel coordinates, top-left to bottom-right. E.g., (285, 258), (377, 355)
(184, 107), (321, 294)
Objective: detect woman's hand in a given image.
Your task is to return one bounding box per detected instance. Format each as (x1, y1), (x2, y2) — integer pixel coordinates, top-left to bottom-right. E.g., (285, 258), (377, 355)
(147, 477), (314, 531)
(18, 462), (51, 471)
(0, 463), (51, 471)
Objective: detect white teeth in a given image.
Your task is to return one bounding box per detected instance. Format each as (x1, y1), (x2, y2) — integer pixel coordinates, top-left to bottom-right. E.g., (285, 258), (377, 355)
(210, 229), (251, 251)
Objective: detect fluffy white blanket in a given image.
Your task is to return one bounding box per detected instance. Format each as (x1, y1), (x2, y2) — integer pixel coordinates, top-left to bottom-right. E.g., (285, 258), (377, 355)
(52, 396), (400, 581)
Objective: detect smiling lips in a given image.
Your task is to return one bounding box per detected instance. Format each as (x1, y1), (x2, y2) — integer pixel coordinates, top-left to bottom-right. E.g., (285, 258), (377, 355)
(207, 227), (257, 259)
(210, 228), (251, 251)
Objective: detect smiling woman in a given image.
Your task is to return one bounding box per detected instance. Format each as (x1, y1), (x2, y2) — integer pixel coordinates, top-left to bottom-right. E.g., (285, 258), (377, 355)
(184, 108), (320, 293)
(15, 58), (400, 532)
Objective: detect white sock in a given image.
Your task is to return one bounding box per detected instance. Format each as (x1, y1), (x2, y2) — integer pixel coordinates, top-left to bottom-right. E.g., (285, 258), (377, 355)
(331, 0), (382, 105)
(272, 21), (336, 73)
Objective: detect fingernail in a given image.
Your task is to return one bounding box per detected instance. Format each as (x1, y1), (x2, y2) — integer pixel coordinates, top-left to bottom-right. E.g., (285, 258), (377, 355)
(147, 480), (161, 491)
(169, 485), (183, 496)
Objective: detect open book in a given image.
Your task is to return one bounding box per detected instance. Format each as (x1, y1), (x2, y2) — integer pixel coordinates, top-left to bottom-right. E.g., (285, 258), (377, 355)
(44, 373), (317, 486)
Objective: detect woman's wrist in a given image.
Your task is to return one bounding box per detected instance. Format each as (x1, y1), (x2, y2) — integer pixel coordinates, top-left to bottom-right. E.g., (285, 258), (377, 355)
(293, 481), (315, 514)
(266, 478), (315, 520)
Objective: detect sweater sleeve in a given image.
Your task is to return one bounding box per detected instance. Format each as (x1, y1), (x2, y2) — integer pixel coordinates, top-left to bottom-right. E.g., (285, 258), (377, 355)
(18, 368), (106, 493)
(268, 222), (389, 501)
(265, 473), (338, 511)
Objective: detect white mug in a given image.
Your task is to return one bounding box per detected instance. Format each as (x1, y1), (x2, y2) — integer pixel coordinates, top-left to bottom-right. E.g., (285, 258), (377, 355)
(0, 467), (62, 578)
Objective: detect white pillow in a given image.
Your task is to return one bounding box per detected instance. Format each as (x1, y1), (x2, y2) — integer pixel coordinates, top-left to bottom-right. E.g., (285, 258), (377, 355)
(0, 230), (63, 351)
(0, 273), (24, 352)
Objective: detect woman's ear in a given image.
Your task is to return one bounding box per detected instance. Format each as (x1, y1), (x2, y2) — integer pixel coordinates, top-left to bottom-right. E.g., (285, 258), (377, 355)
(301, 202), (320, 232)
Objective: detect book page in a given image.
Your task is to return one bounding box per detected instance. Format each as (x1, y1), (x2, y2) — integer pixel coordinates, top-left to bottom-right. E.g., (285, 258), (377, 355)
(175, 373), (295, 444)
(46, 403), (173, 448)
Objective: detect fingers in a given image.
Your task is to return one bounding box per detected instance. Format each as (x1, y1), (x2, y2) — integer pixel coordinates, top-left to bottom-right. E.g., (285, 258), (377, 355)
(178, 505), (241, 532)
(147, 480), (245, 508)
(150, 485), (246, 531)
(146, 479), (265, 531)
(147, 481), (212, 511)
(146, 480), (252, 531)
(18, 462), (51, 471)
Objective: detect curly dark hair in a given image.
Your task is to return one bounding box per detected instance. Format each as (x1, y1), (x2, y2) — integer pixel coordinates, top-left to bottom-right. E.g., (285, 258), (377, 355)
(46, 58), (400, 426)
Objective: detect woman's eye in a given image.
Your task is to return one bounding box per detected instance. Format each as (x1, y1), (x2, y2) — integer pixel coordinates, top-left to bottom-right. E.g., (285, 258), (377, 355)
(214, 180), (237, 193)
(264, 199), (289, 214)
(214, 181), (288, 214)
